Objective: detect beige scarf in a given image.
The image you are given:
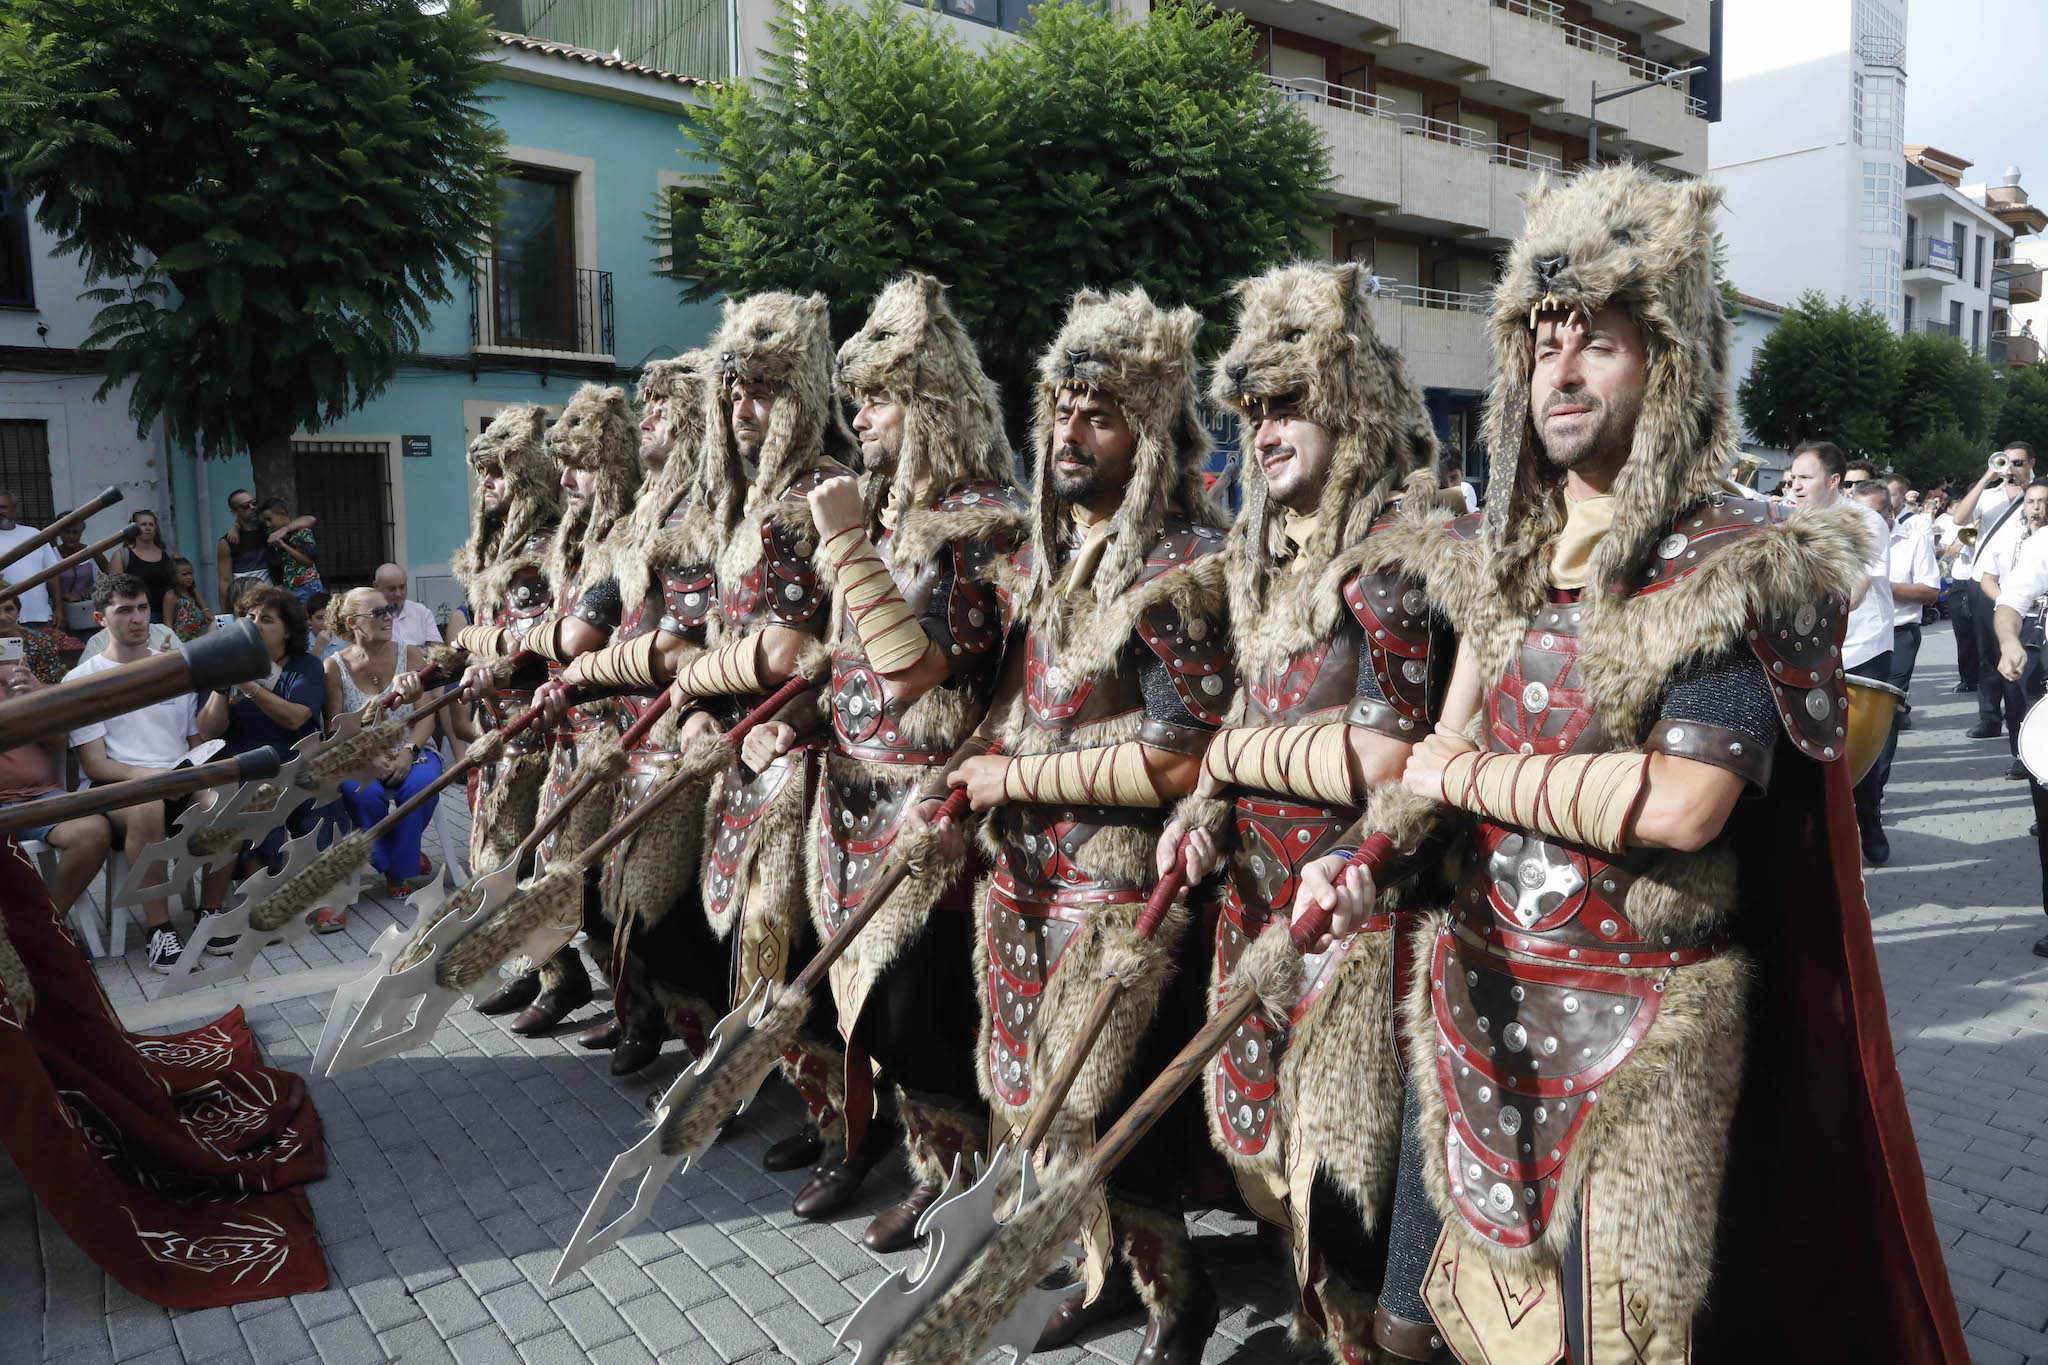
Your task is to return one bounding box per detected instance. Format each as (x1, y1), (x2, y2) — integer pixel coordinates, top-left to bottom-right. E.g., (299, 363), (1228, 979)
(1548, 491), (1615, 591)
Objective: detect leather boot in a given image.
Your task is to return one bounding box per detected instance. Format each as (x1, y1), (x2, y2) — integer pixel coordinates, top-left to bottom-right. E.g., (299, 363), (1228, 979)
(477, 971), (540, 1016)
(763, 1128), (824, 1172)
(1134, 1276), (1219, 1365)
(861, 1178), (945, 1252)
(1036, 1272), (1141, 1350)
(792, 1123), (890, 1221)
(510, 954), (593, 1036)
(576, 1014), (622, 1050)
(609, 1017), (666, 1077)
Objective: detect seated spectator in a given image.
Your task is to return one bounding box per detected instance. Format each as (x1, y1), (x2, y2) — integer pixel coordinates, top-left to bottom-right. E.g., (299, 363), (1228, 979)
(55, 524), (104, 617)
(0, 490), (83, 654)
(163, 558), (211, 642)
(0, 590), (65, 685)
(260, 498), (322, 606)
(109, 509), (176, 624)
(0, 644), (111, 915)
(372, 564), (439, 649)
(194, 585), (324, 952)
(306, 591), (346, 660)
(327, 586), (442, 908)
(66, 574), (215, 972)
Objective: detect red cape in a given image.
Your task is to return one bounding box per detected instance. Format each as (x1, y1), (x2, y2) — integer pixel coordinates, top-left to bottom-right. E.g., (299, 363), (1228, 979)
(0, 842), (327, 1308)
(1699, 752), (1966, 1360)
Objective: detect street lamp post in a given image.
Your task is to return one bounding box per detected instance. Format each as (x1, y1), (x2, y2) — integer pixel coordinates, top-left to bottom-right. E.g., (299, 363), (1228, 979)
(1589, 65), (1706, 164)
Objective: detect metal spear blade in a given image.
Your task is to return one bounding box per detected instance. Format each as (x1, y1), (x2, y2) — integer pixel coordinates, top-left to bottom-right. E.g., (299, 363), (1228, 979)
(837, 1143), (1064, 1364)
(310, 885), (431, 1076)
(550, 980), (774, 1285)
(107, 790), (247, 909)
(321, 860), (522, 1075)
(153, 826), (360, 997)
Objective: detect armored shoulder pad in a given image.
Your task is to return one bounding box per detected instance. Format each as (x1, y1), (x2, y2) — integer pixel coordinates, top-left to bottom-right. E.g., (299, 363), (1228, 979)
(1745, 597), (1851, 763)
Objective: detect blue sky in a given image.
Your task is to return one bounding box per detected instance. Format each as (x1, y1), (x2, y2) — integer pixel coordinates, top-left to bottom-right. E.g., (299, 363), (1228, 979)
(1905, 0), (2047, 193)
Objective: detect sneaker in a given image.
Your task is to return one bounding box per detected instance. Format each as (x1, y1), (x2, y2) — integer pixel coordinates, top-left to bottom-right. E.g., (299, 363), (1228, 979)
(198, 908), (240, 957)
(2034, 933), (2048, 960)
(314, 907), (348, 934)
(1966, 723), (2005, 739)
(2009, 759), (2030, 781)
(146, 926), (186, 974)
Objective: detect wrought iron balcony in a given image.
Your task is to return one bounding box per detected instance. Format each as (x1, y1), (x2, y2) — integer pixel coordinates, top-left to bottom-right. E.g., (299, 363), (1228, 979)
(470, 255), (616, 358)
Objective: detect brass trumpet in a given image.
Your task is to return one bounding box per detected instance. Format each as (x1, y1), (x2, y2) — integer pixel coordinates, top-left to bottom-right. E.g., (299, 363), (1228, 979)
(1723, 453), (1765, 497)
(1959, 525), (1980, 548)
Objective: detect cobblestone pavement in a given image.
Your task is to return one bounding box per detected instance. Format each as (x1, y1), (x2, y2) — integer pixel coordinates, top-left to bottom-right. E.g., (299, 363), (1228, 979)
(7, 620), (2047, 1364)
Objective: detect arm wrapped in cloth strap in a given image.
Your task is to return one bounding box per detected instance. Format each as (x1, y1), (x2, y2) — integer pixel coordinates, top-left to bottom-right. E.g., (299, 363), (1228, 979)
(669, 635), (764, 701)
(452, 622), (512, 658)
(517, 616), (581, 665)
(1201, 721), (1356, 806)
(571, 633), (664, 692)
(1001, 741), (1164, 808)
(1437, 748), (1651, 856)
(822, 526), (930, 675)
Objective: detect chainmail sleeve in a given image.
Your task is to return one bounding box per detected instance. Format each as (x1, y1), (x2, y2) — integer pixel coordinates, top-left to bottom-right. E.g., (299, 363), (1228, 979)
(1644, 647), (1782, 790)
(573, 576), (624, 631)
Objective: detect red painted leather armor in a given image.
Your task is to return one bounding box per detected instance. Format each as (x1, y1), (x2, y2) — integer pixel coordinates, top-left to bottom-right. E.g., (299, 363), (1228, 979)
(473, 528), (554, 810)
(815, 483), (1023, 940)
(1427, 493), (1836, 1250)
(985, 517), (1233, 1110)
(536, 566), (616, 865)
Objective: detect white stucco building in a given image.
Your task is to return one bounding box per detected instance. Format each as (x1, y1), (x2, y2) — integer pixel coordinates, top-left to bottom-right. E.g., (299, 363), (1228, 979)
(1709, 0), (1910, 327)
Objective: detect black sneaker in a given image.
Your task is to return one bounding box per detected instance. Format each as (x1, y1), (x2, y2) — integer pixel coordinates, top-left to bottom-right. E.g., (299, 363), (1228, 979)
(1861, 828), (1891, 867)
(146, 926), (186, 974)
(2033, 933), (2048, 960)
(1951, 682), (1977, 694)
(1967, 723), (2005, 739)
(198, 908), (241, 958)
(2009, 760), (2030, 780)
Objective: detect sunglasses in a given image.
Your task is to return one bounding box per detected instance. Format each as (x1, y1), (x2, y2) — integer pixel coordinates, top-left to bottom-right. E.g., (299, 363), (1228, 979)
(351, 604), (396, 620)
(230, 500), (255, 512)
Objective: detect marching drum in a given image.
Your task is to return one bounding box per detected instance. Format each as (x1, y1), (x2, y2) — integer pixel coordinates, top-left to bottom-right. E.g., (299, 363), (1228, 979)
(1844, 677), (1909, 784)
(2019, 699), (2048, 786)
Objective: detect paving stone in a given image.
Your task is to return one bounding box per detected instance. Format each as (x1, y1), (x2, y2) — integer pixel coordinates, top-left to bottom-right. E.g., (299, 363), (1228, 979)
(236, 1307), (312, 1362)
(481, 1281), (558, 1345)
(512, 1329), (585, 1365)
(105, 1306), (176, 1361)
(170, 1308), (244, 1362)
(415, 1276), (493, 1339)
(376, 1317), (458, 1365)
(306, 1314), (382, 1365)
(685, 1294), (774, 1359)
(549, 1286), (631, 1351)
(346, 1277), (425, 1335)
(447, 1324), (524, 1365)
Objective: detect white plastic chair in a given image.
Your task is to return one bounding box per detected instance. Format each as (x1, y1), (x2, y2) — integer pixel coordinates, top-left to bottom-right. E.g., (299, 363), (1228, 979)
(20, 837), (113, 958)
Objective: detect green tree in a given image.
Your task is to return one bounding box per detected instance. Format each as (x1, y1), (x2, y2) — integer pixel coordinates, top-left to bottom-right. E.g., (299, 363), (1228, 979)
(1736, 292), (1902, 456)
(1995, 364), (2048, 452)
(0, 0), (503, 503)
(678, 0), (1329, 427)
(1891, 424), (1982, 490)
(1891, 331), (2000, 448)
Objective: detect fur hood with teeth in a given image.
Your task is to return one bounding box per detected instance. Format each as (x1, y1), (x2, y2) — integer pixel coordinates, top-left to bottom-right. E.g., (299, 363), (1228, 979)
(454, 404), (560, 611)
(542, 384), (642, 593)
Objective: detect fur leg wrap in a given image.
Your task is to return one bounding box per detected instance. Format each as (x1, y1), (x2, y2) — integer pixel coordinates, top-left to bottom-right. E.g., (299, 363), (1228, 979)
(0, 919), (33, 1020)
(1306, 1268), (1379, 1365)
(780, 1034), (850, 1147)
(472, 750), (546, 872)
(534, 944), (587, 994)
(1000, 742), (1161, 807)
(1202, 722), (1356, 806)
(821, 527), (929, 674)
(670, 636), (763, 700)
(896, 1088), (987, 1185)
(575, 633), (664, 691)
(1437, 749), (1649, 856)
(452, 623), (511, 657)
(1113, 1200), (1201, 1320)
(649, 980), (719, 1057)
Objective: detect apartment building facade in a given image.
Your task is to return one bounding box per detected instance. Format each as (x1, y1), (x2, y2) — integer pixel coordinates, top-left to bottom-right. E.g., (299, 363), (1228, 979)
(509, 0), (1719, 465)
(1710, 0), (1909, 327)
(1897, 147), (2012, 358)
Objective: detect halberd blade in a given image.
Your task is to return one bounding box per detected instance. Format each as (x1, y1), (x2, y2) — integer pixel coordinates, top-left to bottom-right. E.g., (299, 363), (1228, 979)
(154, 827), (357, 996)
(322, 862), (519, 1074)
(550, 980), (773, 1284)
(312, 909), (415, 1076)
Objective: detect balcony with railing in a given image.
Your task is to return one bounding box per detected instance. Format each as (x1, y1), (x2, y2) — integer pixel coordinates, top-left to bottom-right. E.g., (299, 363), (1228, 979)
(1995, 332), (2041, 366)
(1485, 0), (1705, 165)
(1909, 319), (1960, 339)
(1363, 285), (1492, 392)
(470, 255), (616, 359)
(1903, 236), (1964, 280)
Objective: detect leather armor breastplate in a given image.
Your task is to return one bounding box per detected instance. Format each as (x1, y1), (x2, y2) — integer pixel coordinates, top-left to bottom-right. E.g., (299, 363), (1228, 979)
(616, 499), (714, 744)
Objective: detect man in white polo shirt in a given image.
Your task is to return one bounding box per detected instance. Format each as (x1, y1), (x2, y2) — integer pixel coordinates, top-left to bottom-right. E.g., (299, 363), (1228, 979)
(1991, 504), (2048, 960)
(1951, 441), (2036, 736)
(1788, 440), (1894, 863)
(1849, 465), (1940, 858)
(66, 573), (218, 970)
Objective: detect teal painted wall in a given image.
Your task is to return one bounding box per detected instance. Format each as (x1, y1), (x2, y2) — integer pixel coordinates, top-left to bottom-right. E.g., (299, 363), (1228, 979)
(171, 71), (721, 590)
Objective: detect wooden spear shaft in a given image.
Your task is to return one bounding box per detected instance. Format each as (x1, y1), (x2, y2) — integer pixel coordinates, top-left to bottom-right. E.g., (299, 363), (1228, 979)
(0, 524), (140, 604)
(0, 748), (285, 837)
(0, 486), (122, 575)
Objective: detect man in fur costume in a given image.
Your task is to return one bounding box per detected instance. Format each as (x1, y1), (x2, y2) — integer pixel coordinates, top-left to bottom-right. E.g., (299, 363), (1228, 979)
(452, 383), (642, 1037)
(1295, 163), (1966, 1363)
(947, 286), (1233, 1364)
(542, 353), (723, 1076)
(441, 405), (559, 999)
(738, 273), (1025, 1248)
(654, 291), (870, 1210)
(1158, 260), (1453, 1363)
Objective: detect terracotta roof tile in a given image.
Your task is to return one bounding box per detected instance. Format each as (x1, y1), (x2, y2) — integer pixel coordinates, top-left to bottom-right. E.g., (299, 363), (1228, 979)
(491, 30), (707, 89)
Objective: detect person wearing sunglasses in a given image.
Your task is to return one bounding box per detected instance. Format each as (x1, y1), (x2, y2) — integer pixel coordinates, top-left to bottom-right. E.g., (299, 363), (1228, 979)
(216, 489), (274, 613)
(324, 586), (441, 912)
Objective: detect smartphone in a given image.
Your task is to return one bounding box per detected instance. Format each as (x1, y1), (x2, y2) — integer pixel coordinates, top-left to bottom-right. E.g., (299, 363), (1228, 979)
(0, 638), (21, 664)
(214, 614), (236, 631)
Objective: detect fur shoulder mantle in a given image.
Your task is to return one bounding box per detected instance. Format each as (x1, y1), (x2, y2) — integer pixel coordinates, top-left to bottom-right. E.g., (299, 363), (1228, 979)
(885, 481), (1030, 571)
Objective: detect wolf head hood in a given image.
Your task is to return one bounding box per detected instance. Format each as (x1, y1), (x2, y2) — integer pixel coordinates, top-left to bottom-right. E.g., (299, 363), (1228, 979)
(542, 383), (642, 591)
(837, 272), (1011, 516)
(1480, 164), (1735, 617)
(693, 291), (857, 543)
(1022, 286), (1218, 619)
(453, 404), (558, 609)
(1211, 261), (1439, 645)
(597, 350), (716, 607)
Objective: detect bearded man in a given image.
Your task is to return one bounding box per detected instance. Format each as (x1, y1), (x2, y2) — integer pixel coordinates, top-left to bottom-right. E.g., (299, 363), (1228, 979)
(1160, 262), (1454, 1363)
(950, 287), (1233, 1365)
(539, 353), (722, 1076)
(1295, 164), (1965, 1364)
(441, 406), (559, 899)
(451, 384), (642, 1037)
(736, 274), (1025, 1245)
(651, 292), (870, 1209)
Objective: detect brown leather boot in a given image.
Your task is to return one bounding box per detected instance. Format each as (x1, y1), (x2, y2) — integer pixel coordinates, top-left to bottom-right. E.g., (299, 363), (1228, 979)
(1035, 1273), (1141, 1350)
(609, 1017), (666, 1077)
(510, 953), (593, 1036)
(576, 1014), (622, 1050)
(476, 971), (540, 1016)
(792, 1121), (891, 1221)
(1133, 1278), (1220, 1365)
(762, 1128), (824, 1172)
(861, 1178), (945, 1252)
